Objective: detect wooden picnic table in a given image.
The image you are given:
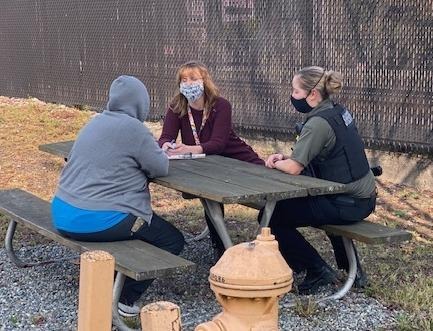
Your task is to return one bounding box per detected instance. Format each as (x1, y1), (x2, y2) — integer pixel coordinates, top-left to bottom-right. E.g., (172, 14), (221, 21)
(37, 140), (412, 305)
(39, 140), (346, 248)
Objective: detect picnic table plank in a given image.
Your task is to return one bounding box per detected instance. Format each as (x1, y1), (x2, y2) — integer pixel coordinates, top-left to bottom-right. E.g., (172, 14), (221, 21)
(153, 167), (267, 204)
(201, 155), (346, 196)
(81, 240), (194, 281)
(38, 141), (74, 158)
(321, 222), (412, 244)
(169, 158), (308, 200)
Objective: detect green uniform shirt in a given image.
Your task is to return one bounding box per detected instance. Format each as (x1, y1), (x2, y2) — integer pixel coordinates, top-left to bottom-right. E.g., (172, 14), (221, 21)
(291, 99), (376, 198)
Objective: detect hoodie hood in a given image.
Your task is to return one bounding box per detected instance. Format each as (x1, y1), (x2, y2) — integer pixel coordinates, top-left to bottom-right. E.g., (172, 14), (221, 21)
(106, 75), (150, 122)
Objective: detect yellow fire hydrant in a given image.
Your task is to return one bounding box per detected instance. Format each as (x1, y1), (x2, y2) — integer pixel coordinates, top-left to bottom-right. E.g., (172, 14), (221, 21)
(195, 227), (293, 331)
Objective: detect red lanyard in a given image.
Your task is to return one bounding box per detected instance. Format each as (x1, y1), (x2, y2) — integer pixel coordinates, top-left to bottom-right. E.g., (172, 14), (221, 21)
(187, 107), (209, 145)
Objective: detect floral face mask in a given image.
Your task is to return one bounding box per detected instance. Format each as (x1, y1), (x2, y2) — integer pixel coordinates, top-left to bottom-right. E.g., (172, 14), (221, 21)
(179, 81), (204, 102)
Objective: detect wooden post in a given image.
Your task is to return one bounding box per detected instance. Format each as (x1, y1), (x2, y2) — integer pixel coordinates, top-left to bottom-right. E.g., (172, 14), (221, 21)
(77, 250), (115, 331)
(140, 301), (181, 331)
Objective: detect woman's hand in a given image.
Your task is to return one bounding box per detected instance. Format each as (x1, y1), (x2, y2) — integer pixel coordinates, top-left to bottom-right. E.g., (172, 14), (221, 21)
(167, 143), (203, 155)
(162, 141), (176, 152)
(265, 153), (284, 168)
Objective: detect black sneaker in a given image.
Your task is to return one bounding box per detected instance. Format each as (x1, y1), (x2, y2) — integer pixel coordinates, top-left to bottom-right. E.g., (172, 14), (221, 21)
(118, 302), (140, 317)
(298, 264), (339, 295)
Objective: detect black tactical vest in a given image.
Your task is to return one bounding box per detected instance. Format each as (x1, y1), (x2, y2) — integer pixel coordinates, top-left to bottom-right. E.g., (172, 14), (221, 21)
(306, 104), (370, 184)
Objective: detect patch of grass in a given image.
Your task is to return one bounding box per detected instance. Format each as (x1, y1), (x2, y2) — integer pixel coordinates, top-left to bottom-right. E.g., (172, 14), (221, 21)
(393, 210), (409, 218)
(398, 190), (420, 201)
(395, 312), (433, 331)
(293, 297), (318, 317)
(31, 314), (46, 326)
(394, 313), (415, 331)
(122, 316), (140, 329)
(9, 315), (19, 326)
(362, 239), (433, 330)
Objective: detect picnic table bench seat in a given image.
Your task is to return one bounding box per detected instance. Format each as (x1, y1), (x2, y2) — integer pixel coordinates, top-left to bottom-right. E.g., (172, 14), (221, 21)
(320, 221), (411, 245)
(0, 188), (195, 331)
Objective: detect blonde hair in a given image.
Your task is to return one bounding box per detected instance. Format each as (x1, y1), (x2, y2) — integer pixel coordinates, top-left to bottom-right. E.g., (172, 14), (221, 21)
(296, 66), (343, 99)
(169, 61), (220, 117)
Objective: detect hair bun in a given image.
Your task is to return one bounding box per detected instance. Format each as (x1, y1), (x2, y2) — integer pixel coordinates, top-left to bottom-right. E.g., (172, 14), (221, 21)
(324, 70), (343, 95)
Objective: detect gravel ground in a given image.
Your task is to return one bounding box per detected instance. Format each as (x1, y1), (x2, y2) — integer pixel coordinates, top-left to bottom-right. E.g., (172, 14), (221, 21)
(0, 234), (400, 331)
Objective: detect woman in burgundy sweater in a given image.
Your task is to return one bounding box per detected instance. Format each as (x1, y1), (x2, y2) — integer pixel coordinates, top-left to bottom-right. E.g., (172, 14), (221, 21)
(158, 60), (264, 257)
(159, 61), (263, 164)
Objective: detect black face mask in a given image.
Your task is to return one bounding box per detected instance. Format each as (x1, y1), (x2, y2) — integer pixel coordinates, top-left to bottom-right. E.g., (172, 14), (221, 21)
(290, 95), (314, 114)
(291, 70), (325, 114)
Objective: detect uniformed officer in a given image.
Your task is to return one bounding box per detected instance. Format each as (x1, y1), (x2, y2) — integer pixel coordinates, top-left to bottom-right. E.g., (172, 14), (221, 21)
(265, 66), (377, 294)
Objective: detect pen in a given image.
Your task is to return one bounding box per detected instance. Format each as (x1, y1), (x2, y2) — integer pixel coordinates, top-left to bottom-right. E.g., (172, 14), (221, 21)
(170, 139), (176, 149)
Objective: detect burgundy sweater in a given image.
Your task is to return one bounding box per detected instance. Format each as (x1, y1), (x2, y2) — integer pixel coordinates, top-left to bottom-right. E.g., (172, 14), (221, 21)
(158, 97), (264, 165)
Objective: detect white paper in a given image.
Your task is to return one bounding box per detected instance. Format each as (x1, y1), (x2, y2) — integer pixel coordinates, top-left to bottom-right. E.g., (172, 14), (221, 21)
(168, 153), (206, 160)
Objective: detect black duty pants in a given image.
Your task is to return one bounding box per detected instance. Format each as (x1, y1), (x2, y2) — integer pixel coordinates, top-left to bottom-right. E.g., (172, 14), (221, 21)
(267, 194), (376, 273)
(59, 213), (185, 305)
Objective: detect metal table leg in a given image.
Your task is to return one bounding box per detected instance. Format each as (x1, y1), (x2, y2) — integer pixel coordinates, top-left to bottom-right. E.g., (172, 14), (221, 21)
(316, 237), (357, 302)
(181, 193), (210, 242)
(112, 272), (140, 331)
(5, 220), (77, 267)
(199, 199), (233, 248)
(258, 201), (276, 228)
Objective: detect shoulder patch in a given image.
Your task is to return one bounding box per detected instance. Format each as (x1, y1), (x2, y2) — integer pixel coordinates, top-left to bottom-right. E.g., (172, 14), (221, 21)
(341, 109), (353, 126)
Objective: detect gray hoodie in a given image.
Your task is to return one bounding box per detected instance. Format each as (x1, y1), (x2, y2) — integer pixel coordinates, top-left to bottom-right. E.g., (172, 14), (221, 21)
(55, 75), (168, 223)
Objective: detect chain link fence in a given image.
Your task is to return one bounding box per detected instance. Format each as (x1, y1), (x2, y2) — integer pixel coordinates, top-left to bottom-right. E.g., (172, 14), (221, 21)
(1, 0), (432, 154)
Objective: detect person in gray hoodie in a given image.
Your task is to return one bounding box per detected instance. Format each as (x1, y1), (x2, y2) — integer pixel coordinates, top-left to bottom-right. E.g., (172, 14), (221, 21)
(51, 75), (184, 316)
